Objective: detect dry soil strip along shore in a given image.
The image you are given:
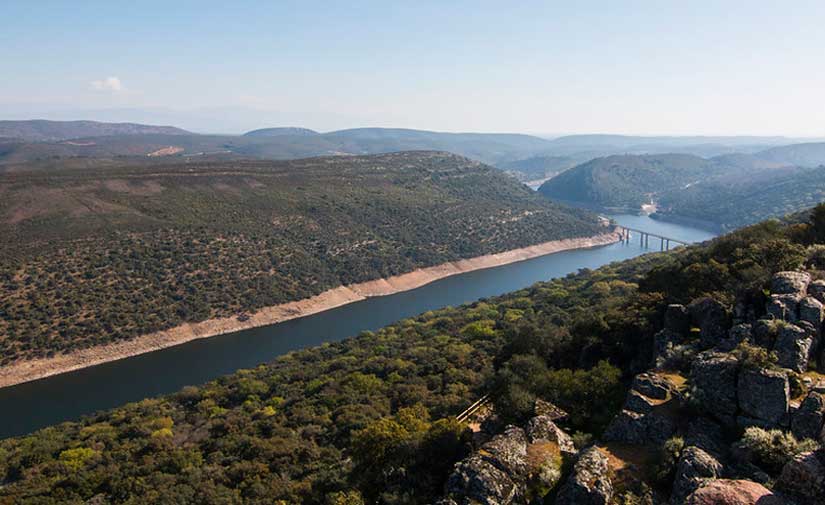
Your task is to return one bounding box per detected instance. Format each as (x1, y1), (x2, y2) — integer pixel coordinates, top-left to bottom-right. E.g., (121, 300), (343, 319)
(0, 231), (621, 389)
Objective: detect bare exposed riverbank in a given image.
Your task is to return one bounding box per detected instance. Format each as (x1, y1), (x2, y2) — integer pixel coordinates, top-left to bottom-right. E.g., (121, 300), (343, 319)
(0, 231), (620, 389)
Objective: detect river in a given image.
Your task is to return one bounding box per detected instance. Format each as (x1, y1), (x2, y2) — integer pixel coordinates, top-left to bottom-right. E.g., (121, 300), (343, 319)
(0, 215), (715, 439)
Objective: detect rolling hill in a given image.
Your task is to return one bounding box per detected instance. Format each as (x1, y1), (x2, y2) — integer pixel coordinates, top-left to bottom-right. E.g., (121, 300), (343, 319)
(538, 147), (825, 231)
(755, 142), (825, 167)
(0, 151), (605, 366)
(538, 153), (722, 209)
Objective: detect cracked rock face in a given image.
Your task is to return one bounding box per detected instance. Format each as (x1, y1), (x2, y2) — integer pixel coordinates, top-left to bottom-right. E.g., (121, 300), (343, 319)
(799, 296), (824, 329)
(525, 416), (575, 455)
(807, 279), (825, 304)
(671, 446), (723, 503)
(766, 294), (801, 323)
(772, 271), (811, 297)
(690, 351), (739, 424)
(774, 323), (814, 372)
(791, 391), (825, 442)
(777, 449), (825, 504)
(555, 447), (613, 505)
(737, 368), (789, 428)
(689, 298), (730, 348)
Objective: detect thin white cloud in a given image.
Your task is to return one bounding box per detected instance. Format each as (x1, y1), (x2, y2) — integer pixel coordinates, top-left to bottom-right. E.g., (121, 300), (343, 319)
(90, 76), (123, 92)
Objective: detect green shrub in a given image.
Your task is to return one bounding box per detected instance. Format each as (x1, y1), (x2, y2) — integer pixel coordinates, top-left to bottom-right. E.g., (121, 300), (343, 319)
(654, 436), (685, 483)
(738, 427), (819, 473)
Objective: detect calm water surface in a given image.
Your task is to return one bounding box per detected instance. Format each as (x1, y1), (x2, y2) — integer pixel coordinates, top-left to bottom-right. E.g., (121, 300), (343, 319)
(0, 215), (715, 438)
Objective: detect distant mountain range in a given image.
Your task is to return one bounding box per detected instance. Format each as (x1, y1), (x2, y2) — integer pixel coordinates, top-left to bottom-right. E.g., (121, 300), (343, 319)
(243, 127), (320, 137)
(2, 120), (825, 191)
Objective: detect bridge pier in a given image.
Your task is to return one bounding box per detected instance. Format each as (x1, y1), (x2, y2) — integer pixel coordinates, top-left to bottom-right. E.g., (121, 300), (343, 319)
(619, 226), (687, 251)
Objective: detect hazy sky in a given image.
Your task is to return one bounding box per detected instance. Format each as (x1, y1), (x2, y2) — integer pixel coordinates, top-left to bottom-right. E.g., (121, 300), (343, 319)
(3, 0), (825, 135)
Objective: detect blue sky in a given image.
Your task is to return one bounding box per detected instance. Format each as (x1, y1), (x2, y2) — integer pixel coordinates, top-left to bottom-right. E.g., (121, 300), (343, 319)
(2, 1), (824, 135)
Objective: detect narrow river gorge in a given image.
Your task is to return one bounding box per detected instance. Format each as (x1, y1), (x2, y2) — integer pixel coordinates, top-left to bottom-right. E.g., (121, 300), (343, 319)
(0, 215), (716, 439)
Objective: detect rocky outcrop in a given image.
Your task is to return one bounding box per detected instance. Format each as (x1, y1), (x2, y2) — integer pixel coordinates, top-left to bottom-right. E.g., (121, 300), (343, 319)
(684, 479), (789, 505)
(690, 351), (739, 424)
(719, 323), (752, 352)
(776, 448), (825, 504)
(791, 392), (825, 441)
(555, 447), (613, 505)
(443, 418), (575, 505)
(774, 323), (814, 372)
(752, 319), (777, 349)
(443, 426), (528, 505)
(772, 271), (811, 297)
(603, 373), (676, 445)
(689, 298), (730, 348)
(671, 446), (723, 503)
(767, 294), (801, 323)
(737, 368), (789, 428)
(685, 417), (727, 458)
(799, 296), (824, 330)
(525, 416), (575, 455)
(808, 279), (825, 304)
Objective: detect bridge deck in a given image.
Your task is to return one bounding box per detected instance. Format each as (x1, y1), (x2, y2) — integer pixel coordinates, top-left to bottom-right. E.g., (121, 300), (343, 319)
(617, 225), (688, 250)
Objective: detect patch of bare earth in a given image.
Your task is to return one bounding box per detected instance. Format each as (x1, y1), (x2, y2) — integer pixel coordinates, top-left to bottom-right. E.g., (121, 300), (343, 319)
(147, 146), (184, 157)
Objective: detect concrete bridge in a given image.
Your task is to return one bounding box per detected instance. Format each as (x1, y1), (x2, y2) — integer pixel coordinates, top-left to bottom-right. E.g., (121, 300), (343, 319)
(617, 226), (688, 251)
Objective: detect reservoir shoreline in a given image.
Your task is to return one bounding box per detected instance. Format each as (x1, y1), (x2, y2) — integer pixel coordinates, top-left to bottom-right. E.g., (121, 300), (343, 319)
(0, 230), (621, 389)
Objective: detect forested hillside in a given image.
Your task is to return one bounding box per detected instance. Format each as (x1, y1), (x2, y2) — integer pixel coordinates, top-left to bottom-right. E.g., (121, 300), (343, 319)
(538, 149), (825, 231)
(0, 151), (604, 366)
(657, 165), (825, 230)
(538, 154), (721, 209)
(3, 202), (825, 504)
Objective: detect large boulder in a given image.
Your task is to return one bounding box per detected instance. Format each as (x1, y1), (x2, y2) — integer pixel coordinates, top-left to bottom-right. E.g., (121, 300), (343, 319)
(776, 449), (825, 504)
(525, 416), (575, 455)
(480, 426), (528, 477)
(685, 417), (727, 458)
(766, 294), (801, 323)
(774, 323), (814, 372)
(555, 447), (613, 505)
(670, 446), (723, 503)
(752, 319), (777, 349)
(443, 426), (528, 504)
(689, 298), (730, 348)
(808, 279), (825, 304)
(685, 479), (790, 505)
(799, 296), (824, 330)
(718, 323), (753, 352)
(792, 392), (825, 441)
(737, 368), (789, 427)
(602, 407), (677, 446)
(665, 303), (691, 335)
(445, 455), (519, 505)
(690, 351), (739, 424)
(772, 271), (811, 297)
